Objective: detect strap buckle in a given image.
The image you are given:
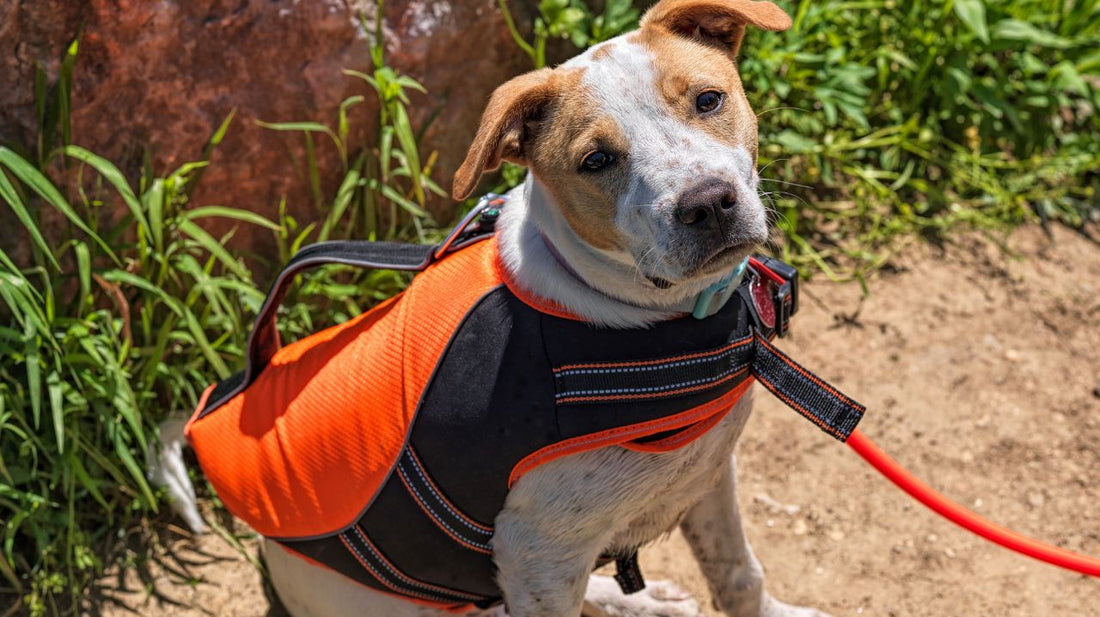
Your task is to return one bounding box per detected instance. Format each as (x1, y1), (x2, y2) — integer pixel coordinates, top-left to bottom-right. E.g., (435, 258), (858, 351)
(433, 193), (506, 260)
(748, 256), (799, 338)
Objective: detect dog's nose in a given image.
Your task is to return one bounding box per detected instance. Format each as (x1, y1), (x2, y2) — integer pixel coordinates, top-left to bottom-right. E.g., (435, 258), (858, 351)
(674, 181), (737, 228)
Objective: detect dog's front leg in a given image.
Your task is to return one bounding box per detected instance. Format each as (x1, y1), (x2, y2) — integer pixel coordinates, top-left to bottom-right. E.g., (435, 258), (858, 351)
(492, 509), (604, 617)
(680, 456), (829, 617)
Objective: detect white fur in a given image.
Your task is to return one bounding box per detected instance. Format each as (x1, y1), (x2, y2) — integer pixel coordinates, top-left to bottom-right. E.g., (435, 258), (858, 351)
(152, 17), (828, 617)
(562, 38), (767, 286)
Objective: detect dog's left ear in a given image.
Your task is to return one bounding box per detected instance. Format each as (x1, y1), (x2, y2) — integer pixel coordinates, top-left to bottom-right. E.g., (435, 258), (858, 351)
(641, 0), (791, 56)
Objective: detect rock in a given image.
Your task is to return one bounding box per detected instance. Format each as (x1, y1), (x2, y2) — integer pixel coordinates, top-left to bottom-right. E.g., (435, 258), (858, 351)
(0, 0), (552, 258)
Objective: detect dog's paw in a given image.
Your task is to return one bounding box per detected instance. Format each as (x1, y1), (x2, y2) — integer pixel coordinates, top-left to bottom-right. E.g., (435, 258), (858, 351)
(759, 594), (832, 617)
(583, 575), (703, 617)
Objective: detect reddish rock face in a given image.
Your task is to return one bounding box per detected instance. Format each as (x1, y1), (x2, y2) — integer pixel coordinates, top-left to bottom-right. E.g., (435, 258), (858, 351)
(0, 0), (546, 255)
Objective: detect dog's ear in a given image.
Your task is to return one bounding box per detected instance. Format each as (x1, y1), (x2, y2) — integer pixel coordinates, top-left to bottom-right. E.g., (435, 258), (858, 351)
(641, 0), (791, 56)
(453, 68), (557, 201)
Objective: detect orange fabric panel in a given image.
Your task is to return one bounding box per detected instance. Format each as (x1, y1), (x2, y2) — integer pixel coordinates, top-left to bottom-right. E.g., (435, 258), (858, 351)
(508, 378), (755, 488)
(186, 239), (504, 538)
(620, 401), (733, 453)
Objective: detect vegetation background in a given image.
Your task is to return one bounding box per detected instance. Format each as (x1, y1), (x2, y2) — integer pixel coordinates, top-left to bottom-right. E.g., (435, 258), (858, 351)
(0, 0), (1097, 615)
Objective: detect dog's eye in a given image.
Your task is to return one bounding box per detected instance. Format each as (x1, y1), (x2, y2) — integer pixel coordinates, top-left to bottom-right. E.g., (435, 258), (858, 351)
(580, 151), (614, 172)
(695, 90), (724, 114)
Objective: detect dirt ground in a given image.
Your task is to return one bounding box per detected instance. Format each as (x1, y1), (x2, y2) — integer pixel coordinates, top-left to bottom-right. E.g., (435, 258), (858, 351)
(91, 223), (1099, 617)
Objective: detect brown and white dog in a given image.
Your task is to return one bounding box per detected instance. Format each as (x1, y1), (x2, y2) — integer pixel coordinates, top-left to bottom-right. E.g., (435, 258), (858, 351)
(155, 1), (829, 615)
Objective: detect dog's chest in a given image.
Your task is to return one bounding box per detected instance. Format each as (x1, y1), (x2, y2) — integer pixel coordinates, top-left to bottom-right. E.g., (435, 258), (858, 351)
(502, 392), (754, 555)
(608, 393), (754, 550)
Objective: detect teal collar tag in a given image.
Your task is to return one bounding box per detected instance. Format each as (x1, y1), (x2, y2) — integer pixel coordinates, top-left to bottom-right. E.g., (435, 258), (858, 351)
(692, 257), (749, 320)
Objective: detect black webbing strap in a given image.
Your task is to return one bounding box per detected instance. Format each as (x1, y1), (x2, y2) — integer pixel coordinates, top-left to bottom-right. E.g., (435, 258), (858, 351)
(551, 328), (864, 441)
(751, 333), (864, 441)
(245, 241), (436, 383)
(613, 552), (646, 595)
(196, 197), (502, 419)
(196, 240), (437, 419)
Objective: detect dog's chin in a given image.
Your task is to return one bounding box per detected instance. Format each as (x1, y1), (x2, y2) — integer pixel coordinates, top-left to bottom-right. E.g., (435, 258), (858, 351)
(693, 243), (757, 276)
(642, 242), (759, 289)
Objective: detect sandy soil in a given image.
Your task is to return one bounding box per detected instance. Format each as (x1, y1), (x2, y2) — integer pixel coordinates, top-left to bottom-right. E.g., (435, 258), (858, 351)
(90, 223), (1099, 617)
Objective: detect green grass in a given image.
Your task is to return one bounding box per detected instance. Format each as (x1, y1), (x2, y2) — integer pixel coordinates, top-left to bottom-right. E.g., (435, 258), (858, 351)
(747, 0), (1100, 282)
(1, 0), (1098, 614)
(0, 2), (435, 614)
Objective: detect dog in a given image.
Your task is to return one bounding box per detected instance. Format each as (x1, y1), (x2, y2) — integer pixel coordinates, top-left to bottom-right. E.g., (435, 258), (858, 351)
(154, 1), (831, 615)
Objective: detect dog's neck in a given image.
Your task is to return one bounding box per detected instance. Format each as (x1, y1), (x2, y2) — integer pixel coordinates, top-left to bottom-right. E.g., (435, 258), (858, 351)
(495, 176), (740, 328)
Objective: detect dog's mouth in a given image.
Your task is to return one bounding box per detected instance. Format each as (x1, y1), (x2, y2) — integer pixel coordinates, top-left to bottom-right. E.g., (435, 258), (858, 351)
(646, 242), (756, 289)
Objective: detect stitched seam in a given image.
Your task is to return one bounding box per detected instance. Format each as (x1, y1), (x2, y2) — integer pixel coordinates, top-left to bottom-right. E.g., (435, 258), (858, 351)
(395, 464), (489, 553)
(753, 372), (844, 438)
(556, 361), (749, 398)
(352, 528), (486, 601)
(405, 449), (493, 534)
(554, 339), (750, 376)
(511, 380), (753, 485)
(635, 408), (730, 450)
(554, 336), (752, 373)
(757, 337), (860, 408)
(340, 533), (454, 603)
(396, 463), (493, 553)
(557, 366), (749, 404)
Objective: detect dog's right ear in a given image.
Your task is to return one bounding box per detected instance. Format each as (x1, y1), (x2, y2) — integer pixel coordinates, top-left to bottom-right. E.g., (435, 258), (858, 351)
(453, 68), (557, 201)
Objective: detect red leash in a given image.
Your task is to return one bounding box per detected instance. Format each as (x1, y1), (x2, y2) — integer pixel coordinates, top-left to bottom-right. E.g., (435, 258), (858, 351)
(846, 429), (1100, 577)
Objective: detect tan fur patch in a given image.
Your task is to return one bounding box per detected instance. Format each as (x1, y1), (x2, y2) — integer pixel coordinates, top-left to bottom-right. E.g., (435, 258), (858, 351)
(637, 26), (759, 160)
(526, 74), (630, 251)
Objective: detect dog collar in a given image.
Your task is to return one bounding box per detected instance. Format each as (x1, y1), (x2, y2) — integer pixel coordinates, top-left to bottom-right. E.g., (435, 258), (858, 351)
(691, 258), (749, 320)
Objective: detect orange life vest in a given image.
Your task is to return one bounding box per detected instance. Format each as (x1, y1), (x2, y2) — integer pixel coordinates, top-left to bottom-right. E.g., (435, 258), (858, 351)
(185, 204), (864, 610)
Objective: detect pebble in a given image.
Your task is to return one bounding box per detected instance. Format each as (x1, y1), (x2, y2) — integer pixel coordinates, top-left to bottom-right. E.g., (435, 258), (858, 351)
(792, 519), (809, 536)
(753, 493), (801, 516)
(983, 334), (1002, 351)
(944, 547), (957, 558)
(1005, 349), (1020, 362)
(1027, 491), (1046, 508)
(829, 529), (846, 541)
(960, 450), (974, 464)
(927, 533), (938, 543)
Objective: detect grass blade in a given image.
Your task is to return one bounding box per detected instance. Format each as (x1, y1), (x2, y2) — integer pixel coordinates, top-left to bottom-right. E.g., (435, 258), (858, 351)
(0, 147), (118, 263)
(63, 146), (150, 239)
(0, 167), (60, 270)
(184, 205), (281, 231)
(47, 371), (64, 453)
(177, 219), (251, 280)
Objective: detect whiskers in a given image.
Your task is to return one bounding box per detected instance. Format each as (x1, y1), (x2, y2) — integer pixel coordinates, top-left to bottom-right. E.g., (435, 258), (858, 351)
(757, 158), (816, 245)
(633, 245), (661, 286)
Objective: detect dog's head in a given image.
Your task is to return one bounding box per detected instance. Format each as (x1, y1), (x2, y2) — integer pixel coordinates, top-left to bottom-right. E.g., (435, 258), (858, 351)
(454, 0), (791, 293)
